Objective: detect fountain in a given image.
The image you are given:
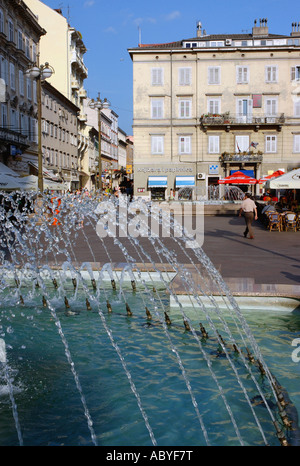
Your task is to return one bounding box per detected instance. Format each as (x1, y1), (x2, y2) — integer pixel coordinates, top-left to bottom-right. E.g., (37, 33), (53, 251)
(178, 184), (245, 203)
(0, 191), (299, 446)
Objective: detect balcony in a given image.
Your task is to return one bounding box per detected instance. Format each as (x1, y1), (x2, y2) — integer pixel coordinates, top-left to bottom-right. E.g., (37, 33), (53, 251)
(78, 113), (87, 122)
(200, 113), (285, 132)
(220, 152), (263, 164)
(79, 88), (87, 99)
(0, 127), (28, 147)
(71, 79), (79, 90)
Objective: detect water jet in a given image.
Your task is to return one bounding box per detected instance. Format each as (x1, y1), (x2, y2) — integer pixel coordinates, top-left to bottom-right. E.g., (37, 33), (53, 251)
(0, 192), (299, 446)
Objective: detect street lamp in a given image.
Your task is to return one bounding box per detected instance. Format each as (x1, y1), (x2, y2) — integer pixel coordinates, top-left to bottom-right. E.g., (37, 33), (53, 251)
(25, 62), (54, 193)
(89, 93), (110, 191)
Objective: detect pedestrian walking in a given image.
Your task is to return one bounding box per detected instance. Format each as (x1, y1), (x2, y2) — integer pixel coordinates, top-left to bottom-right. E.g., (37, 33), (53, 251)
(239, 193), (258, 239)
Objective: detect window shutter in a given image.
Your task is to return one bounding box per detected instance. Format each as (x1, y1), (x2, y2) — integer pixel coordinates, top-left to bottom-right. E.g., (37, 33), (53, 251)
(291, 66), (295, 81)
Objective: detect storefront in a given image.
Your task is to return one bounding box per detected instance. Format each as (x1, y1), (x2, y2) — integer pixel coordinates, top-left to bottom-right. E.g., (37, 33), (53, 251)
(148, 176), (168, 200)
(175, 176), (195, 200)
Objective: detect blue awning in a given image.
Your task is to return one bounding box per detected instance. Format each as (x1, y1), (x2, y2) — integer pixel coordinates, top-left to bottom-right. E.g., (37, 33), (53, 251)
(175, 176), (195, 187)
(230, 169), (255, 178)
(148, 176), (168, 188)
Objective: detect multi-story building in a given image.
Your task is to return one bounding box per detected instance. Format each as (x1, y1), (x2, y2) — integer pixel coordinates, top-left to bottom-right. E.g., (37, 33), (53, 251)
(84, 97), (113, 190)
(128, 19), (300, 200)
(0, 0), (45, 175)
(34, 80), (80, 190)
(24, 0), (89, 187)
(118, 127), (127, 170)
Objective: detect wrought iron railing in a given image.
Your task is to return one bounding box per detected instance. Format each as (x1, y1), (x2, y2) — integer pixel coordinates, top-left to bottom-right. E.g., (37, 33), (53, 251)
(201, 113), (285, 125)
(220, 152), (263, 163)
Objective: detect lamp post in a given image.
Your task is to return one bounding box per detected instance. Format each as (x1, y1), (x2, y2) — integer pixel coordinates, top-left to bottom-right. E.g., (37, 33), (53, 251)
(89, 94), (110, 192)
(25, 62), (54, 193)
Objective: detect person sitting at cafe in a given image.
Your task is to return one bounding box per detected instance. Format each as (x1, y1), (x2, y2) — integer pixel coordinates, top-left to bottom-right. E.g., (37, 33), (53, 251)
(262, 201), (276, 215)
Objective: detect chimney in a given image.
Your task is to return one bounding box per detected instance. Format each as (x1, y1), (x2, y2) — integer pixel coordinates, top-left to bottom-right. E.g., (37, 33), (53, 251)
(252, 18), (269, 37)
(197, 21), (202, 37)
(291, 22), (300, 37)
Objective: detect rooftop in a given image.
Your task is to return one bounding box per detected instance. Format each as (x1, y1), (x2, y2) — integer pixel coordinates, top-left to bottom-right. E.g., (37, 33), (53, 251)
(129, 19), (300, 51)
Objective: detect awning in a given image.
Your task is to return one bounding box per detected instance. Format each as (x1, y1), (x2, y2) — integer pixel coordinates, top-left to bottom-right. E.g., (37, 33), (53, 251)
(28, 162), (61, 181)
(258, 170), (285, 184)
(0, 162), (20, 177)
(230, 169), (255, 178)
(0, 174), (22, 190)
(175, 176), (195, 188)
(148, 176), (168, 188)
(266, 168), (300, 190)
(17, 175), (69, 191)
(218, 171), (257, 185)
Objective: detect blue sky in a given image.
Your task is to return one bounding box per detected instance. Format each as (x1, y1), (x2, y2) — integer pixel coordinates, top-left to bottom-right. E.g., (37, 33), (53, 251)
(37, 0), (298, 135)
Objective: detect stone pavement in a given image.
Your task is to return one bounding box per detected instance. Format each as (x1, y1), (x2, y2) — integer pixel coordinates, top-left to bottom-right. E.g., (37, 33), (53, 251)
(201, 215), (300, 298)
(49, 211), (299, 298)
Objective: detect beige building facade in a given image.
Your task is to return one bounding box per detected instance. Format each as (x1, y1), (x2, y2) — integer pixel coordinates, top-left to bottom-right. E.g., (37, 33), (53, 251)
(35, 81), (80, 189)
(129, 20), (300, 200)
(0, 0), (45, 175)
(25, 0), (89, 187)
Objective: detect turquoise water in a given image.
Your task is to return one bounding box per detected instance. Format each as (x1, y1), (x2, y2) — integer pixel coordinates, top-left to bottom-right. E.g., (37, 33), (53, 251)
(0, 287), (300, 446)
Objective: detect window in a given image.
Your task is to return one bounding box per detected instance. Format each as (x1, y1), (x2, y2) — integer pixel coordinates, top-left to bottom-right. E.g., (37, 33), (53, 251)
(265, 98), (277, 118)
(208, 67), (220, 84)
(18, 30), (24, 50)
(236, 66), (249, 84)
(151, 68), (163, 86)
(265, 66), (278, 83)
(178, 99), (192, 118)
(10, 63), (15, 90)
(20, 113), (27, 135)
(0, 9), (3, 34)
(291, 66), (300, 81)
(25, 36), (30, 59)
(19, 70), (24, 95)
(207, 98), (221, 114)
(32, 43), (37, 63)
(265, 135), (277, 153)
(27, 77), (32, 100)
(33, 80), (37, 104)
(151, 98), (164, 119)
(151, 135), (164, 154)
(1, 103), (7, 127)
(178, 136), (191, 154)
(293, 135), (300, 152)
(235, 135), (249, 153)
(208, 135), (220, 153)
(0, 56), (7, 83)
(8, 19), (14, 42)
(10, 109), (16, 130)
(236, 98), (253, 122)
(178, 67), (191, 85)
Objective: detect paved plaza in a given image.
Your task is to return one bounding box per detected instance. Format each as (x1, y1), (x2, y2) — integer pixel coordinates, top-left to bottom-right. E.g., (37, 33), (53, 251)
(56, 210), (300, 298)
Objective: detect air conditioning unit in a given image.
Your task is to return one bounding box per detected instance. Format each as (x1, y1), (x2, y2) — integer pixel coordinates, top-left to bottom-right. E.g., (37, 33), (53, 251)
(225, 39), (232, 46)
(197, 173), (206, 180)
(255, 117), (265, 123)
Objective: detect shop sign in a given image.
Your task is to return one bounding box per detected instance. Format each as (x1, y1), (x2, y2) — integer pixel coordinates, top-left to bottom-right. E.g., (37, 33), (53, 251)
(137, 166), (193, 174)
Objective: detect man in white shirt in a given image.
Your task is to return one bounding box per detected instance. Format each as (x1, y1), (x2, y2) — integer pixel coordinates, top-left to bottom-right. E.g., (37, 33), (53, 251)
(239, 193), (258, 239)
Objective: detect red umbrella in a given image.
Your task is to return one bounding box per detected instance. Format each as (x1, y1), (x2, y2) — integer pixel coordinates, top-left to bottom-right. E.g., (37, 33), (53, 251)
(218, 171), (257, 185)
(257, 170), (285, 184)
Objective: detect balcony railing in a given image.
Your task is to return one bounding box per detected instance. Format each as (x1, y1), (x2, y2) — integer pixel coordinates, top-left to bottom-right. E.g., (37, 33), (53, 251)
(201, 113), (285, 127)
(220, 152), (263, 163)
(0, 127), (28, 146)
